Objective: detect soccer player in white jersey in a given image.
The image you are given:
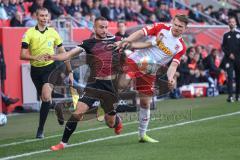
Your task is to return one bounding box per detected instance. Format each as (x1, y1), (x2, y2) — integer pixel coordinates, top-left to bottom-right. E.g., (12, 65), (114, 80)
(116, 14), (188, 143)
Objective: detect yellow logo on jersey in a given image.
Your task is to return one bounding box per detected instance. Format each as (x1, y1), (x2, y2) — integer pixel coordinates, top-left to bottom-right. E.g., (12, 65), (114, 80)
(157, 40), (173, 56)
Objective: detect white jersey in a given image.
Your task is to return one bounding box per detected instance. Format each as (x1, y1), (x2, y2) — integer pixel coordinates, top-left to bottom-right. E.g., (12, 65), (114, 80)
(128, 23), (186, 66)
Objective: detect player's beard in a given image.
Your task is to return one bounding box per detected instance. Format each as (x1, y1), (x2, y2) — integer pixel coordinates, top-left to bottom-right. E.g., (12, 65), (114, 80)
(95, 32), (107, 39)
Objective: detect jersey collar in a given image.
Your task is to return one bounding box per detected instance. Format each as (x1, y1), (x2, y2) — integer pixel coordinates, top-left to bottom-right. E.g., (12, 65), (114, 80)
(35, 25), (48, 34)
(170, 27), (181, 39)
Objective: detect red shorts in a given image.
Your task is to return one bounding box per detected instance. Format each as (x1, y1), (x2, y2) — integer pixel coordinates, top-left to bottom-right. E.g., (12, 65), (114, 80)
(124, 58), (156, 96)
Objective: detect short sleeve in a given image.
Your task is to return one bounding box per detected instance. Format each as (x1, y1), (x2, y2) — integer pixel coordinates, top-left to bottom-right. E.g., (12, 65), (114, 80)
(142, 23), (170, 36)
(22, 30), (31, 45)
(54, 29), (63, 46)
(78, 40), (88, 51)
(173, 39), (186, 65)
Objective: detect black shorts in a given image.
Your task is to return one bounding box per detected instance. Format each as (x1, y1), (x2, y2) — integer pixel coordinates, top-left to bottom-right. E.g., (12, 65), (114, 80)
(79, 79), (118, 113)
(30, 62), (57, 96)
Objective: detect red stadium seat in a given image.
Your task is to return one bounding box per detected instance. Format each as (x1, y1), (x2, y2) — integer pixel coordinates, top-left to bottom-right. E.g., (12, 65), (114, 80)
(0, 20), (10, 27)
(126, 21), (138, 27)
(108, 21), (117, 28)
(3, 20), (10, 27)
(169, 8), (189, 17)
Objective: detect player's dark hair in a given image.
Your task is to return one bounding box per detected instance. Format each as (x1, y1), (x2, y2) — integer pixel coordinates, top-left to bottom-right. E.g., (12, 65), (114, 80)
(117, 20), (126, 27)
(94, 16), (107, 23)
(174, 14), (189, 25)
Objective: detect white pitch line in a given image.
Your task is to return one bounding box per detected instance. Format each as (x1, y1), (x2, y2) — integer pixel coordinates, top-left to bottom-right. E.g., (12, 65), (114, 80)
(0, 111), (239, 160)
(0, 121), (137, 148)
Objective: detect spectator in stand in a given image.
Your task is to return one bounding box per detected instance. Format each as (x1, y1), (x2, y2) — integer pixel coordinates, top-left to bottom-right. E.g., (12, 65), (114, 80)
(44, 0), (64, 19)
(177, 54), (191, 87)
(204, 5), (214, 17)
(91, 0), (101, 18)
(132, 1), (146, 24)
(10, 11), (24, 26)
(0, 0), (8, 20)
(186, 47), (201, 83)
(3, 0), (17, 19)
(141, 0), (154, 17)
(196, 45), (208, 59)
(203, 48), (224, 86)
(115, 20), (129, 38)
(64, 0), (72, 13)
(58, 0), (68, 16)
(155, 2), (171, 22)
(218, 8), (228, 24)
(146, 13), (157, 24)
(189, 3), (204, 23)
(16, 0), (26, 16)
(67, 0), (82, 16)
(115, 0), (125, 20)
(24, 10), (38, 27)
(29, 0), (44, 15)
(107, 0), (125, 21)
(99, 0), (110, 20)
(123, 0), (133, 21)
(81, 0), (92, 16)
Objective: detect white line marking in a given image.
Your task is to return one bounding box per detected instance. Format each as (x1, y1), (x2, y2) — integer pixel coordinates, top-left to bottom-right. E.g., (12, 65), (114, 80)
(1, 111), (239, 160)
(0, 121), (137, 148)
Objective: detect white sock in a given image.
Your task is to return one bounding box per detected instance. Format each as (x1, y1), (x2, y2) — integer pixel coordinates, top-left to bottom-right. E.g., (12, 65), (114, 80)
(139, 107), (150, 138)
(60, 141), (67, 146)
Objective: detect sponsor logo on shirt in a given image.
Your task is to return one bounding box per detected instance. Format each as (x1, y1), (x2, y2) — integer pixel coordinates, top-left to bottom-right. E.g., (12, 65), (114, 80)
(157, 41), (173, 56)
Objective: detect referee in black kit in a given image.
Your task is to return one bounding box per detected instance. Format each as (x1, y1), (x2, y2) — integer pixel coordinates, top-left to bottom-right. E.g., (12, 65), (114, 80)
(222, 16), (240, 102)
(20, 8), (73, 138)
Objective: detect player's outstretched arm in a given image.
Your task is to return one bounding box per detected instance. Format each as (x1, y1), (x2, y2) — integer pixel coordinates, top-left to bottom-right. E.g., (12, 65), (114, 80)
(125, 29), (145, 42)
(130, 42), (153, 49)
(50, 47), (84, 61)
(116, 30), (145, 49)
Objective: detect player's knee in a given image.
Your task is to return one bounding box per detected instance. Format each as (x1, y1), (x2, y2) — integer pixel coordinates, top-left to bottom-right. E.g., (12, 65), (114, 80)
(72, 113), (83, 121)
(140, 102), (150, 108)
(41, 94), (51, 102)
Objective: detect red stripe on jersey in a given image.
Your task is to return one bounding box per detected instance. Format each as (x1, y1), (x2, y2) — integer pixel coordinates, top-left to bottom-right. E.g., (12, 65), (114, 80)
(173, 38), (186, 65)
(142, 23), (171, 36)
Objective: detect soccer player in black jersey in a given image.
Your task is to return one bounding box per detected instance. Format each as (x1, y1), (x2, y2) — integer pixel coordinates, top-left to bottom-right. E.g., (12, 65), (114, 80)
(48, 17), (123, 151)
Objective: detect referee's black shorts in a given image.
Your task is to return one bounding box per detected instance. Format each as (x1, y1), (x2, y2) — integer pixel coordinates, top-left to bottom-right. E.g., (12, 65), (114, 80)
(30, 62), (57, 96)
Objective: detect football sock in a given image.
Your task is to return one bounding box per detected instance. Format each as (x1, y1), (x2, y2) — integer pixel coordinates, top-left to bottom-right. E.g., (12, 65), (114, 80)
(139, 107), (150, 138)
(62, 115), (78, 143)
(38, 101), (51, 131)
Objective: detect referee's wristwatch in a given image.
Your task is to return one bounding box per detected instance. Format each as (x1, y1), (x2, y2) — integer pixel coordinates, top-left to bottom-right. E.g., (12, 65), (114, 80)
(69, 70), (74, 74)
